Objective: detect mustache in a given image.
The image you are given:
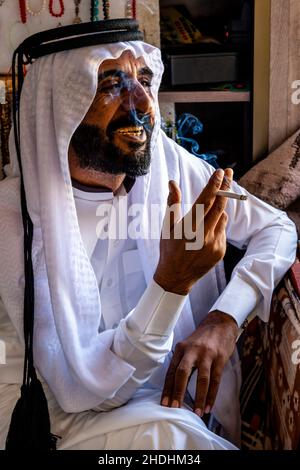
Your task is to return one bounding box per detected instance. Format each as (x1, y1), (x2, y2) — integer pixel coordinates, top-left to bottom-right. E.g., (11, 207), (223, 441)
(107, 111), (153, 136)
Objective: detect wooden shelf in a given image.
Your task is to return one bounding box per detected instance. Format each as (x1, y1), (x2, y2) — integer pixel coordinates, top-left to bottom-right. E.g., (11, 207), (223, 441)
(158, 90), (250, 103)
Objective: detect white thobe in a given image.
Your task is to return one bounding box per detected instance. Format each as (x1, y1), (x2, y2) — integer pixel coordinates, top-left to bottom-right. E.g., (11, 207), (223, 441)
(0, 176), (296, 450)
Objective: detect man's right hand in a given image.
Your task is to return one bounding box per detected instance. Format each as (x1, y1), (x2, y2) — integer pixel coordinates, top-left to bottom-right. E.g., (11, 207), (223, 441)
(153, 168), (233, 295)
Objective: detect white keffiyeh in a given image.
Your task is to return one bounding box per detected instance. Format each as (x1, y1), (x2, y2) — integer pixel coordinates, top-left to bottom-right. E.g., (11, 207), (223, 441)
(0, 42), (198, 410)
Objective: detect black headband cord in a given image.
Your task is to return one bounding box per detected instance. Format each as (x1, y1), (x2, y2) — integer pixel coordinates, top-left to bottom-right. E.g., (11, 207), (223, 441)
(5, 19), (144, 451)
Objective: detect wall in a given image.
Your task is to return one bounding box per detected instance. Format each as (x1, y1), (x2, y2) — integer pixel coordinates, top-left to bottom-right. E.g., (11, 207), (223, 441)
(252, 0), (270, 161)
(0, 0), (160, 73)
(269, 0), (300, 152)
(159, 0), (243, 18)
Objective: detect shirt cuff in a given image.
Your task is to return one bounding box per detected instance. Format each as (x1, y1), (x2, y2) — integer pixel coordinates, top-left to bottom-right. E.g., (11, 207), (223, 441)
(126, 279), (187, 337)
(208, 274), (262, 327)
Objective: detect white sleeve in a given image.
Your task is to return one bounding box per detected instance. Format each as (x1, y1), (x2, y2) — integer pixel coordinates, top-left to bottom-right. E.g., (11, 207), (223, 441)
(92, 280), (186, 411)
(209, 180), (298, 326)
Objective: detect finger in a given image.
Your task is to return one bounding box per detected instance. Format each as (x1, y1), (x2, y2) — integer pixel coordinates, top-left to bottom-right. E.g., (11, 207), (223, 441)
(194, 361), (212, 417)
(203, 204), (228, 239)
(168, 180), (182, 225)
(203, 168), (233, 235)
(220, 168), (234, 192)
(207, 214), (227, 262)
(204, 362), (224, 414)
(183, 169), (224, 234)
(170, 358), (194, 408)
(215, 167), (234, 212)
(168, 180), (181, 206)
(161, 352), (182, 407)
(197, 169), (225, 209)
(213, 212), (228, 239)
(161, 180), (182, 238)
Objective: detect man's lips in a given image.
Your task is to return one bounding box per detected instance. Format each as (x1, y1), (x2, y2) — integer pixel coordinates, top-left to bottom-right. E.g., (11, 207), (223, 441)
(113, 126), (147, 144)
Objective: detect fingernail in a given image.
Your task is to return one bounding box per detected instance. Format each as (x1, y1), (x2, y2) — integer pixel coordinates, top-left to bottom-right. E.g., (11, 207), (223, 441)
(223, 175), (232, 189)
(204, 405), (211, 414)
(213, 169), (224, 182)
(171, 400), (179, 408)
(194, 408), (203, 417)
(161, 397), (169, 406)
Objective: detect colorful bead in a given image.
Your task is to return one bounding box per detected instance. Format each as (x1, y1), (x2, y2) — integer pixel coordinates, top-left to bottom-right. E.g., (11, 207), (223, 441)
(26, 0), (47, 17)
(73, 0), (82, 24)
(19, 0), (27, 23)
(91, 0), (99, 22)
(102, 0), (110, 20)
(49, 0), (65, 18)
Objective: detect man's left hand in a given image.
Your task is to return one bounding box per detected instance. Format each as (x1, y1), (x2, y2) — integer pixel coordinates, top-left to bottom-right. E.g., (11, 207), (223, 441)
(160, 310), (238, 417)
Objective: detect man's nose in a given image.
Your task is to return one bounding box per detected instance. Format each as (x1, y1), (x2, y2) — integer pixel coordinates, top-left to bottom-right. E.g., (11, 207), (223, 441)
(121, 79), (153, 115)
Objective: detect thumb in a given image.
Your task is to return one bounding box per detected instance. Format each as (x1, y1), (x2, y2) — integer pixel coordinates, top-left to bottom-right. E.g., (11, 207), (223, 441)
(168, 180), (181, 207)
(163, 181), (182, 234)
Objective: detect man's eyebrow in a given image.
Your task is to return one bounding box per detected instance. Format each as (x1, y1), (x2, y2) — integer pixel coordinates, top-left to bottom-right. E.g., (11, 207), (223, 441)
(138, 67), (154, 79)
(98, 67), (154, 82)
(98, 69), (124, 82)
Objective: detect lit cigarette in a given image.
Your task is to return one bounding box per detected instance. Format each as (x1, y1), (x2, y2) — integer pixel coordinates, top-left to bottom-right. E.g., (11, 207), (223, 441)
(217, 190), (248, 201)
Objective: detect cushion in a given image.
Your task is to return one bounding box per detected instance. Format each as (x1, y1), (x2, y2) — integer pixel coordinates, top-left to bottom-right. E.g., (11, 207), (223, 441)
(239, 130), (300, 210)
(241, 256), (300, 450)
(287, 198), (300, 236)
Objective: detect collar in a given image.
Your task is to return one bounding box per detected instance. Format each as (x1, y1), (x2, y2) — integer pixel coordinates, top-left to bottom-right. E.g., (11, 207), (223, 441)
(72, 186), (114, 202)
(71, 176), (136, 202)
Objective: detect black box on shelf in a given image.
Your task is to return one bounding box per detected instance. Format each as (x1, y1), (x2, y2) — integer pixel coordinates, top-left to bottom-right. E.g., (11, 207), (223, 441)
(167, 51), (240, 86)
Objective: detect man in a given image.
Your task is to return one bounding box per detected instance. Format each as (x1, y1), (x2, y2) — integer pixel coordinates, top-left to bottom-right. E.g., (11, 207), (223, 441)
(0, 35), (297, 450)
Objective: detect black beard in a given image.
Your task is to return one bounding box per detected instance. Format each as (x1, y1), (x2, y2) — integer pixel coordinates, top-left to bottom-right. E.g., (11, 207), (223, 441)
(70, 120), (153, 177)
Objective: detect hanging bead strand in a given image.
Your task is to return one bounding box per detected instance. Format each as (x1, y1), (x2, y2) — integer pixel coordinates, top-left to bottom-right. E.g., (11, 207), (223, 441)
(90, 0), (93, 21)
(102, 0), (110, 20)
(90, 0), (99, 22)
(26, 0), (47, 17)
(19, 0), (27, 23)
(125, 0), (132, 18)
(132, 0), (136, 19)
(73, 0), (82, 24)
(125, 0), (136, 19)
(49, 0), (65, 18)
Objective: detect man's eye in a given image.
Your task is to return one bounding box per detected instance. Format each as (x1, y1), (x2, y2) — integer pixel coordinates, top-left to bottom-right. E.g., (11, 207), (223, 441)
(139, 79), (152, 90)
(98, 81), (121, 92)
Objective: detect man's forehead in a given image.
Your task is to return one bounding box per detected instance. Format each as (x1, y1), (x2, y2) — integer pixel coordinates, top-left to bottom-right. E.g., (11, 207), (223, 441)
(98, 50), (148, 74)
